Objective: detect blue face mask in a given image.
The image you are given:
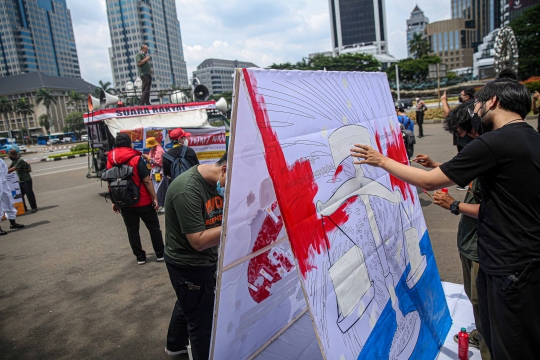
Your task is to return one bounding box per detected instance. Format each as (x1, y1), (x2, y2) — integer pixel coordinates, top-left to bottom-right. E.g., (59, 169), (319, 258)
(216, 180), (224, 197)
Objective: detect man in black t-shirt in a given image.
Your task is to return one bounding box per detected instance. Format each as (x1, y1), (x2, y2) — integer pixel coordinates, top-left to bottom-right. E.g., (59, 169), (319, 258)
(351, 78), (540, 359)
(163, 128), (199, 179)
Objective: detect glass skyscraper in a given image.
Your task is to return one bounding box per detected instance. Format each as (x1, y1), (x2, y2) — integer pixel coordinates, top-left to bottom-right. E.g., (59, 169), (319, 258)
(451, 0), (501, 47)
(328, 0), (388, 55)
(106, 0), (189, 95)
(0, 0), (81, 78)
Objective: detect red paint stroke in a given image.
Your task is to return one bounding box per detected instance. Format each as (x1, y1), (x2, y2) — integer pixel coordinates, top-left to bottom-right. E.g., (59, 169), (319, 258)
(243, 69), (352, 278)
(375, 128), (415, 203)
(247, 202), (295, 303)
(332, 164), (344, 182)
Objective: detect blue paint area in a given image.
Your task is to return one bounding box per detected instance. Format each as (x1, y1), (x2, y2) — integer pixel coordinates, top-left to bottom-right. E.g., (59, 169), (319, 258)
(358, 231), (451, 360)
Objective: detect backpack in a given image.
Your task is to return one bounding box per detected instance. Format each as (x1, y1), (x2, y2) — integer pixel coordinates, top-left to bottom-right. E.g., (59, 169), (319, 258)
(101, 162), (141, 208)
(162, 146), (191, 181)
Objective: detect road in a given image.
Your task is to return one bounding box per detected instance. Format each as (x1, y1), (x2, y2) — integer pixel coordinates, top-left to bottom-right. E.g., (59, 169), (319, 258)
(0, 120), (536, 359)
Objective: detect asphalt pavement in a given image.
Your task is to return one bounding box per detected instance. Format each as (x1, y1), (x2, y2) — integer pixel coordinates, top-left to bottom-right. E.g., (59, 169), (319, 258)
(0, 120), (536, 359)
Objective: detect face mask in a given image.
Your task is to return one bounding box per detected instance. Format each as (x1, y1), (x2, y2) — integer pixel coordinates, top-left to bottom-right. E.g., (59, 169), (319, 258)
(471, 103), (491, 135)
(216, 179), (225, 197)
(456, 134), (474, 148)
(183, 139), (188, 146)
(458, 97), (463, 103)
(415, 98), (419, 101)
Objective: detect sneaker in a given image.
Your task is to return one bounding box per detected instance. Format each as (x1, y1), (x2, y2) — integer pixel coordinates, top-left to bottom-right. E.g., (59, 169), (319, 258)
(10, 223), (24, 229)
(156, 257), (164, 262)
(31, 209), (38, 213)
(137, 259), (146, 265)
(453, 332), (480, 349)
(159, 207), (165, 213)
(164, 347), (188, 356)
(0, 229), (7, 236)
(456, 186), (469, 191)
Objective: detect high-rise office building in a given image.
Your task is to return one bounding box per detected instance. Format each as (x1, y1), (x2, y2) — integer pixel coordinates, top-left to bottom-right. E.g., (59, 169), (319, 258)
(192, 59), (258, 95)
(451, 0), (501, 47)
(106, 0), (189, 98)
(406, 6), (429, 58)
(501, 0), (540, 26)
(0, 0), (81, 78)
(328, 0), (388, 55)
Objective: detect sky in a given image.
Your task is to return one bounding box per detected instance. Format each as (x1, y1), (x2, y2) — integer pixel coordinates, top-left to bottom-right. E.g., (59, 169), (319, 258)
(67, 0), (451, 86)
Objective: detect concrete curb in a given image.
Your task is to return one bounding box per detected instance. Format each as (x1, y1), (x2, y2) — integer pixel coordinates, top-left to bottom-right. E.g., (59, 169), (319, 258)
(42, 153), (88, 162)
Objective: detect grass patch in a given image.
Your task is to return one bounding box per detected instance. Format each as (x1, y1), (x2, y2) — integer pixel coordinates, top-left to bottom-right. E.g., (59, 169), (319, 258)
(71, 143), (89, 152)
(48, 150), (89, 159)
(406, 107), (446, 121)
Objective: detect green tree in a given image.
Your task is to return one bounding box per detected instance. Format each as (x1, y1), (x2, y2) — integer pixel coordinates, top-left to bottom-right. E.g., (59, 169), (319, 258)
(94, 80), (116, 97)
(0, 96), (14, 139)
(15, 99), (34, 144)
(510, 4), (540, 80)
(35, 88), (57, 132)
(39, 113), (50, 134)
(18, 127), (26, 144)
(386, 55), (441, 83)
(68, 90), (85, 112)
(267, 53), (381, 72)
(64, 112), (85, 137)
(408, 32), (430, 59)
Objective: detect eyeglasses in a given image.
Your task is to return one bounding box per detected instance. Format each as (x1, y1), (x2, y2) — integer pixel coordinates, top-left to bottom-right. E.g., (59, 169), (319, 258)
(467, 100), (480, 118)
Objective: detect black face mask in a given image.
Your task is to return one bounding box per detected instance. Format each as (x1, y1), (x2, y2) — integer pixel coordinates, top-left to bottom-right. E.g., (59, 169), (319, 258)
(471, 102), (492, 135)
(458, 97), (463, 103)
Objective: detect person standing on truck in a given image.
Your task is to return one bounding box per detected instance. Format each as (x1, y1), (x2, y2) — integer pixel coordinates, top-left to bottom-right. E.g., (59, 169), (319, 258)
(162, 128), (199, 181)
(136, 44), (152, 105)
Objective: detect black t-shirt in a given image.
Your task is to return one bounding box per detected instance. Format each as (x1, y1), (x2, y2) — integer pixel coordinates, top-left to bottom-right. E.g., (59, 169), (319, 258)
(137, 157), (150, 179)
(162, 145), (199, 177)
(440, 122), (540, 275)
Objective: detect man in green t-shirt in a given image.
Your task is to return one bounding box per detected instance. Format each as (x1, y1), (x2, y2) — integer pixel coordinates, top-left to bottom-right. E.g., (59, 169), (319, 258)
(163, 152), (227, 359)
(8, 149), (37, 213)
(135, 44), (152, 105)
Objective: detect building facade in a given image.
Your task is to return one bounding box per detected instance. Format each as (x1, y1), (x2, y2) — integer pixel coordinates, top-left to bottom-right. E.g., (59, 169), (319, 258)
(106, 0), (189, 99)
(0, 72), (96, 138)
(328, 0), (388, 55)
(501, 0), (540, 25)
(473, 28), (499, 79)
(0, 0), (81, 78)
(407, 6), (429, 58)
(425, 19), (476, 70)
(451, 0), (501, 48)
(192, 59), (258, 95)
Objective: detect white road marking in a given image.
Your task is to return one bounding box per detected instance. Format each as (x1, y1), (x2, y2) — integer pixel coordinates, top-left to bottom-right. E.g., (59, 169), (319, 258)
(32, 162), (88, 172)
(32, 166), (89, 177)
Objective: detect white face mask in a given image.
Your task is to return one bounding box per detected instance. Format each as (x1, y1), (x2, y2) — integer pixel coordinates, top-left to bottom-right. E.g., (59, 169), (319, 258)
(183, 139), (188, 146)
(415, 98), (420, 101)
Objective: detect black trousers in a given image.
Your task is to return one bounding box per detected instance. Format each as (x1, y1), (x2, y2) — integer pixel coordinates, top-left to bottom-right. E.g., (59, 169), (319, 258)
(416, 111), (424, 137)
(20, 179), (37, 210)
(477, 265), (540, 359)
(165, 257), (216, 360)
(120, 204), (163, 261)
(140, 75), (152, 105)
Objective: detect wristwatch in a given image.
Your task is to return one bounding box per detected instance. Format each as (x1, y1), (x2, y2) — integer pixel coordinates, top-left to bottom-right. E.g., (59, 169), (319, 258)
(450, 200), (461, 215)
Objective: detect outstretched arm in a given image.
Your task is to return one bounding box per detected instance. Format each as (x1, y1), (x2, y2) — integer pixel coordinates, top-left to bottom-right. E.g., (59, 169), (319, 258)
(351, 144), (455, 191)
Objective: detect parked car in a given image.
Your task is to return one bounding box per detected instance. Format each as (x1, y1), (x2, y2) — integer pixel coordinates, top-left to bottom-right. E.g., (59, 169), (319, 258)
(81, 135), (89, 141)
(47, 138), (60, 145)
(400, 99), (414, 109)
(61, 138), (72, 143)
(18, 145), (27, 152)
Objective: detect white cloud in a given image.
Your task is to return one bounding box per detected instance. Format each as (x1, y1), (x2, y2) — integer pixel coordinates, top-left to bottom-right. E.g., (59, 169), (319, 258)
(66, 0), (453, 87)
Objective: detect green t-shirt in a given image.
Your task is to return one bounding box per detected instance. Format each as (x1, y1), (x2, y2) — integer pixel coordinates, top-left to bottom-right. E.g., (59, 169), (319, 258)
(135, 52), (151, 76)
(164, 165), (223, 267)
(457, 179), (481, 262)
(10, 158), (31, 183)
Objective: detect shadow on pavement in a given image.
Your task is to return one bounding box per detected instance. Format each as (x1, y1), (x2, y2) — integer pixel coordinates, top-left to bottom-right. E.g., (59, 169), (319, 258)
(17, 220), (51, 230)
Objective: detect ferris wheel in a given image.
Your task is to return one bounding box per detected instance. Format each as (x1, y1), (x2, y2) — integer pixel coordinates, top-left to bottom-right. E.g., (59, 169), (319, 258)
(494, 26), (519, 76)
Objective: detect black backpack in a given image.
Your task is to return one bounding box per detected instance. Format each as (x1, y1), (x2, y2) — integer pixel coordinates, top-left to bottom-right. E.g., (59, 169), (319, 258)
(162, 146), (191, 181)
(101, 161), (141, 208)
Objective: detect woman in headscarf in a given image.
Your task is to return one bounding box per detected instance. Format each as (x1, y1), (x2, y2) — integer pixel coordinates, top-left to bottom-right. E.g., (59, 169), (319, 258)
(143, 137), (168, 212)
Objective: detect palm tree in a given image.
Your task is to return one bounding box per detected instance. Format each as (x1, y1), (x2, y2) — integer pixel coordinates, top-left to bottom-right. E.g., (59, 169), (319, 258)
(35, 88), (57, 133)
(38, 114), (50, 134)
(67, 90), (84, 112)
(95, 80), (116, 97)
(0, 96), (14, 139)
(15, 99), (34, 145)
(409, 33), (430, 59)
